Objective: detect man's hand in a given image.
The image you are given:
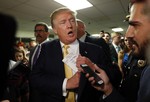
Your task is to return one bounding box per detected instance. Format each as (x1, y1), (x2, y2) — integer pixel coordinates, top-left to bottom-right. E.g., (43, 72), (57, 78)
(76, 55), (113, 96)
(86, 64), (113, 96)
(66, 71), (80, 90)
(76, 55), (95, 72)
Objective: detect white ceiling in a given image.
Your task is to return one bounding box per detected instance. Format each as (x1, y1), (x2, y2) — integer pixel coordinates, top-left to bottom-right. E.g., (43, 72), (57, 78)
(0, 0), (130, 38)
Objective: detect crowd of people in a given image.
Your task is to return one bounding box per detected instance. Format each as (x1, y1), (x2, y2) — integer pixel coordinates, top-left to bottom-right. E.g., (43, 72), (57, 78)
(1, 0), (150, 102)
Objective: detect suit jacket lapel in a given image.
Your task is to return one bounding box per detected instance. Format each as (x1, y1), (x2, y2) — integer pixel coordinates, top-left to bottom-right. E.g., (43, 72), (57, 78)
(77, 41), (88, 101)
(54, 40), (65, 77)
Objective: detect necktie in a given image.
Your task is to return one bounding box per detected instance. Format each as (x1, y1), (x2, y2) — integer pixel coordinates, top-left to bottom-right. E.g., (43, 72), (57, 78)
(116, 46), (120, 53)
(33, 45), (41, 65)
(63, 45), (75, 102)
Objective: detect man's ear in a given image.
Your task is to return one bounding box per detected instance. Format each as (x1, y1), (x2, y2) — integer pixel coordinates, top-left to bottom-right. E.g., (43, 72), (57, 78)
(53, 28), (57, 34)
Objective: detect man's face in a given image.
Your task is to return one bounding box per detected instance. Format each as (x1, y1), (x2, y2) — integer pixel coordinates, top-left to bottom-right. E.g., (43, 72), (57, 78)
(77, 21), (85, 39)
(103, 33), (110, 43)
(52, 11), (77, 45)
(34, 25), (49, 44)
(126, 2), (150, 58)
(113, 35), (121, 45)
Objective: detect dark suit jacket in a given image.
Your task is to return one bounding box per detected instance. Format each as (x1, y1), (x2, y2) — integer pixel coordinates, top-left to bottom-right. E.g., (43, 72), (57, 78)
(28, 45), (42, 102)
(109, 44), (118, 63)
(136, 65), (150, 102)
(0, 13), (17, 100)
(29, 39), (113, 102)
(84, 34), (111, 63)
(84, 36), (121, 88)
(119, 55), (145, 102)
(29, 45), (37, 68)
(100, 65), (150, 102)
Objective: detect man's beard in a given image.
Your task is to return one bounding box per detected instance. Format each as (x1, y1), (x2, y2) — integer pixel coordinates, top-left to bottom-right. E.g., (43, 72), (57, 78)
(146, 41), (150, 64)
(132, 40), (148, 60)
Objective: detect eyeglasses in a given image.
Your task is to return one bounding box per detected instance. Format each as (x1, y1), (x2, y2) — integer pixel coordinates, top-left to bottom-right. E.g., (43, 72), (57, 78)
(34, 30), (46, 33)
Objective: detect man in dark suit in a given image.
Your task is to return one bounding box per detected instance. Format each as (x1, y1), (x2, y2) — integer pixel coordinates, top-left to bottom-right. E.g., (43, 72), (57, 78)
(29, 22), (50, 69)
(29, 22), (50, 102)
(80, 0), (150, 102)
(109, 32), (122, 64)
(29, 7), (117, 102)
(76, 19), (111, 63)
(0, 13), (17, 101)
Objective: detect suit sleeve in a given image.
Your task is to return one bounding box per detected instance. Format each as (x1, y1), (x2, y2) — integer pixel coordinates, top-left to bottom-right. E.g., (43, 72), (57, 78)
(99, 88), (128, 102)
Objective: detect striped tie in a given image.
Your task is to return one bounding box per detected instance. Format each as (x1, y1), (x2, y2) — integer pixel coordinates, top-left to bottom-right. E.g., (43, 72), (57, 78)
(33, 45), (41, 65)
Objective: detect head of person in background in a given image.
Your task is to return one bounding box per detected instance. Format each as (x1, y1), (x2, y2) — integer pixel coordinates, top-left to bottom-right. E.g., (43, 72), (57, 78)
(16, 41), (26, 50)
(123, 37), (133, 53)
(119, 37), (125, 49)
(34, 22), (50, 44)
(50, 7), (77, 45)
(14, 48), (29, 65)
(111, 32), (121, 46)
(28, 40), (37, 50)
(118, 36), (134, 76)
(99, 30), (104, 37)
(102, 32), (111, 44)
(76, 19), (86, 39)
(15, 41), (29, 58)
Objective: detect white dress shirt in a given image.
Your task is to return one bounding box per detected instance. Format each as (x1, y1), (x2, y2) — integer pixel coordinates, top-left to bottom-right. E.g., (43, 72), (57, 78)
(60, 40), (79, 97)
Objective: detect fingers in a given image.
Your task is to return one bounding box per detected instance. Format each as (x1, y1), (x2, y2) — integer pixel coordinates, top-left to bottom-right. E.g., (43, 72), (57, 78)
(94, 64), (104, 73)
(76, 55), (95, 72)
(76, 55), (87, 67)
(67, 72), (81, 89)
(76, 55), (88, 72)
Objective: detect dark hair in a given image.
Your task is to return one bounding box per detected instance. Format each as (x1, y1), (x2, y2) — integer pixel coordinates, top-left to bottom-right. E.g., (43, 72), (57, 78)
(130, 0), (146, 5)
(104, 32), (111, 36)
(129, 0), (150, 17)
(34, 22), (49, 32)
(100, 30), (104, 33)
(129, 0), (146, 11)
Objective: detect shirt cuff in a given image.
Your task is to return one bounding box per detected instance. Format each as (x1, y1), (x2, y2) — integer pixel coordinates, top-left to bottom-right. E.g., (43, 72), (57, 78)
(102, 94), (108, 99)
(62, 78), (68, 96)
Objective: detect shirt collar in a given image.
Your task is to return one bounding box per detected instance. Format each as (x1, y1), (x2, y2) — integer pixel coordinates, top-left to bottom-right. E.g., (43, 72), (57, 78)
(38, 38), (49, 45)
(79, 33), (86, 42)
(60, 39), (79, 48)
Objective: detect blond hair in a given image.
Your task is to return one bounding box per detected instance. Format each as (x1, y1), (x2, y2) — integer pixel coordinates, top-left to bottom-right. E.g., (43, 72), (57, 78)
(50, 7), (77, 28)
(111, 32), (121, 39)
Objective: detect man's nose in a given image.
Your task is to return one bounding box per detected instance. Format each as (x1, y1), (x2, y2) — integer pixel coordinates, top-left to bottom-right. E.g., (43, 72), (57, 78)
(126, 26), (134, 38)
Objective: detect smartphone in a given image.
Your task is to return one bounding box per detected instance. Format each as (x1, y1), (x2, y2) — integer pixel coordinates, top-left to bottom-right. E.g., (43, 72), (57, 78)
(80, 64), (104, 85)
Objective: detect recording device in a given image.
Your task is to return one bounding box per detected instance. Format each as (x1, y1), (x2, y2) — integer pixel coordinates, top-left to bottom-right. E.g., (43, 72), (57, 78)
(80, 64), (104, 85)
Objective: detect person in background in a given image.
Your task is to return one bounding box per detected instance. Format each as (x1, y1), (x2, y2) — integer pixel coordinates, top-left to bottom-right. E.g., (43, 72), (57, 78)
(102, 32), (111, 44)
(15, 41), (29, 60)
(29, 22), (50, 69)
(118, 37), (133, 77)
(77, 0), (150, 102)
(14, 48), (29, 65)
(109, 32), (122, 64)
(28, 40), (37, 52)
(28, 22), (50, 102)
(29, 7), (116, 102)
(77, 19), (112, 64)
(99, 30), (104, 38)
(4, 48), (30, 102)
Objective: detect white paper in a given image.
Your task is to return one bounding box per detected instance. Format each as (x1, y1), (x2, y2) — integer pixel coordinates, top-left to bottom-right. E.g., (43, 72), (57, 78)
(62, 52), (78, 72)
